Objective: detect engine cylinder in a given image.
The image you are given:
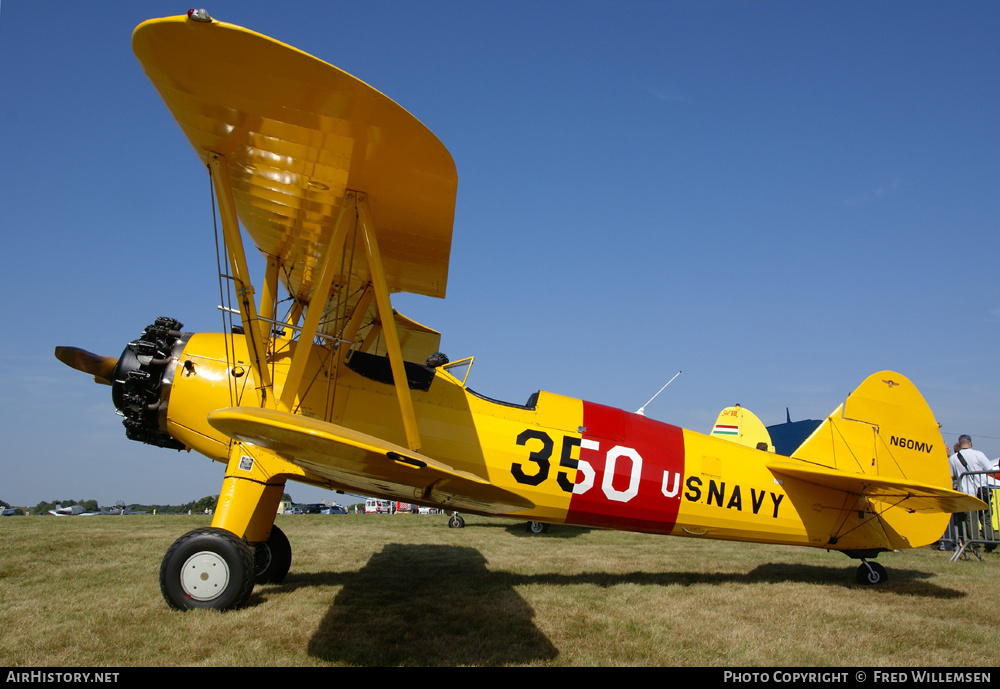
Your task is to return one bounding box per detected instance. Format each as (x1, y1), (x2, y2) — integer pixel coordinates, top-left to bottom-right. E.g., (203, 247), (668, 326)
(111, 317), (187, 450)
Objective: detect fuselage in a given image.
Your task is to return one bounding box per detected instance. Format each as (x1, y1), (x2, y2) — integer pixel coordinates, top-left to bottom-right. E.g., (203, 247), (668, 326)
(140, 330), (881, 552)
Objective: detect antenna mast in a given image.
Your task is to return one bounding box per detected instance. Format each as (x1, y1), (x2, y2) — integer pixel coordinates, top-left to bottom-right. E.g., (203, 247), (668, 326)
(636, 371), (682, 416)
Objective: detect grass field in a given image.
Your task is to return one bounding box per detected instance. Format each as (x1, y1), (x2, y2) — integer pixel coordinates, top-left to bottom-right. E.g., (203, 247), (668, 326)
(1, 513), (997, 667)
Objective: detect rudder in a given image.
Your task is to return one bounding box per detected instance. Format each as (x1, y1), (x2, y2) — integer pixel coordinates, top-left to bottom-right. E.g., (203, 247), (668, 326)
(792, 371), (950, 488)
(789, 371), (952, 549)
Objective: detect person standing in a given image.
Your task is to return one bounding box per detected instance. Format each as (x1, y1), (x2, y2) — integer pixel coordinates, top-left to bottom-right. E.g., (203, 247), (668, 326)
(950, 435), (992, 497)
(949, 435), (995, 551)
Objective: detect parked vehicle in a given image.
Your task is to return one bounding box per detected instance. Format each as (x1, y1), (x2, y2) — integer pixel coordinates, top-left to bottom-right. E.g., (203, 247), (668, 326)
(364, 498), (392, 514)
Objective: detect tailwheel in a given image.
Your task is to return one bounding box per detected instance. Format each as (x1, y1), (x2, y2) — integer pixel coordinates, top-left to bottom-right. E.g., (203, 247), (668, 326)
(526, 521), (548, 534)
(856, 561), (888, 585)
(160, 527), (255, 610)
(251, 524), (291, 585)
(448, 514), (465, 529)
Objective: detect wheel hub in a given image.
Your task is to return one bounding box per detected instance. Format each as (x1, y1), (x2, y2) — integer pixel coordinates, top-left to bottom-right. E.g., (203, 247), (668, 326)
(254, 543), (273, 576)
(180, 550), (231, 601)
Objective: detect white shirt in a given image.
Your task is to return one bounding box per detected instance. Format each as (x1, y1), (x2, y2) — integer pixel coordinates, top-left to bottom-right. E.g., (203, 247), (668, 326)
(949, 448), (993, 495)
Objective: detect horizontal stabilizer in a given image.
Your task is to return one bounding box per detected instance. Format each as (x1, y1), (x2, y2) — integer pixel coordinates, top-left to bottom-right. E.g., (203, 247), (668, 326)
(208, 408), (534, 514)
(767, 461), (988, 514)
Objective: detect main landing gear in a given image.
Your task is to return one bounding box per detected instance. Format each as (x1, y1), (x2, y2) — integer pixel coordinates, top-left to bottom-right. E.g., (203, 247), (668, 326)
(855, 560), (888, 585)
(159, 525), (293, 610)
(448, 513), (465, 528)
(251, 525), (291, 584)
(160, 527), (256, 610)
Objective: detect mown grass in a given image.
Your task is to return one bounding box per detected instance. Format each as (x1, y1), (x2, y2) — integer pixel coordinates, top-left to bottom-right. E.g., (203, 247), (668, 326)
(1, 513), (997, 666)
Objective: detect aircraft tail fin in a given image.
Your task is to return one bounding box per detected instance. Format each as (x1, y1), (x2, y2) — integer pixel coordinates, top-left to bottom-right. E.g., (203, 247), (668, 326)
(778, 371), (977, 551)
(709, 405), (774, 452)
(765, 411), (822, 457)
(791, 371), (947, 486)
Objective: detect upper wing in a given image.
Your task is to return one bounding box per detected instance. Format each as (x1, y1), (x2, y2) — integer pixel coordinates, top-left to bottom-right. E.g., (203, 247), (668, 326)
(132, 15), (457, 353)
(208, 408), (534, 515)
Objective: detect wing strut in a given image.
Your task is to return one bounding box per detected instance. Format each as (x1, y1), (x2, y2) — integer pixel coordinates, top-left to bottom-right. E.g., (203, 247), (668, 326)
(357, 193), (422, 452)
(205, 157), (422, 451)
(276, 194), (355, 414)
(209, 154), (273, 407)
(258, 255), (281, 342)
(264, 190), (422, 452)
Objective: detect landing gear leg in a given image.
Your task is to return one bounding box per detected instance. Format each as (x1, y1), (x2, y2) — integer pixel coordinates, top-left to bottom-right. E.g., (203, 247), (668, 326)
(210, 444), (290, 587)
(159, 443), (292, 610)
(855, 560), (888, 585)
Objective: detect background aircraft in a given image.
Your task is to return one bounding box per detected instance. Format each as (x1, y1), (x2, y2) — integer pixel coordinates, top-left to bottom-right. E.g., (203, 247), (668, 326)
(48, 504), (99, 517)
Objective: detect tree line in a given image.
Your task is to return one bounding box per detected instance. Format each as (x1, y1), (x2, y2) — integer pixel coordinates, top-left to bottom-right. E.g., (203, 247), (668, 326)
(1, 496), (218, 516)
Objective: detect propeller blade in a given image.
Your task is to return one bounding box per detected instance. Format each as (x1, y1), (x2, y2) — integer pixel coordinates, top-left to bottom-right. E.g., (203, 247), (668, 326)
(54, 346), (118, 386)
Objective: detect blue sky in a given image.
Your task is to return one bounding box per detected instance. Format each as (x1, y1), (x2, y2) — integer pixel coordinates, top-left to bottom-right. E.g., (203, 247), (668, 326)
(1, 1), (998, 507)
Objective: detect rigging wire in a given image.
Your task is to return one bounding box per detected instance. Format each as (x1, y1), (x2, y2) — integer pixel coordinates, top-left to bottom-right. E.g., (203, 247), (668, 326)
(208, 164), (235, 408)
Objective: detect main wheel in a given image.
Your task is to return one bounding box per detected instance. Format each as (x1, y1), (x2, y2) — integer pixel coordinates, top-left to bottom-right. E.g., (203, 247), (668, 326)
(526, 521), (548, 534)
(856, 561), (888, 585)
(160, 527), (255, 611)
(251, 524), (291, 585)
(448, 514), (465, 528)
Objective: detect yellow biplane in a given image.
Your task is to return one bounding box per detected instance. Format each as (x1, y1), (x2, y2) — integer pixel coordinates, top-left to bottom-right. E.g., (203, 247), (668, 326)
(57, 12), (985, 610)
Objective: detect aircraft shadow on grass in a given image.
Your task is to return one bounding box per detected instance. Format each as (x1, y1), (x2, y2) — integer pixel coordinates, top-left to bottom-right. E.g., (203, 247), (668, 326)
(303, 544), (558, 666)
(502, 523), (594, 539)
(251, 543), (963, 665)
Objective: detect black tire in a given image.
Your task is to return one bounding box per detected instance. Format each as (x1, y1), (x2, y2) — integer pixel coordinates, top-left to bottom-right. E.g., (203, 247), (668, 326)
(252, 524), (291, 585)
(160, 527), (255, 611)
(856, 561), (888, 585)
(526, 521), (548, 534)
(448, 515), (465, 529)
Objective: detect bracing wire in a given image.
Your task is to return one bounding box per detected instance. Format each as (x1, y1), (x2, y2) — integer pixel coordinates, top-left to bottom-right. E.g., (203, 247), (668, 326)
(208, 165), (235, 407)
